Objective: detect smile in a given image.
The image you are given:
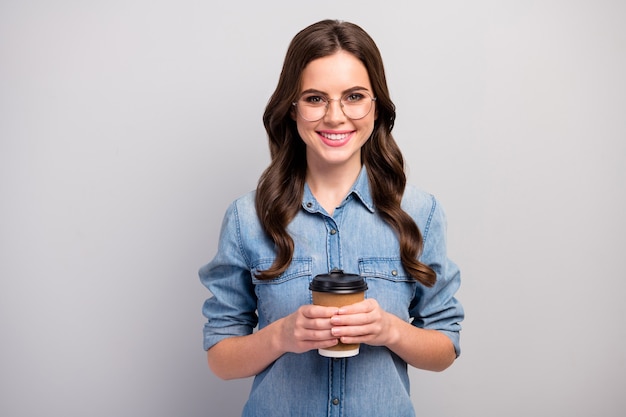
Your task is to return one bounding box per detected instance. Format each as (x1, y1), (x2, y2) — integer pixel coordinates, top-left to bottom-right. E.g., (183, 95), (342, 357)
(319, 132), (351, 141)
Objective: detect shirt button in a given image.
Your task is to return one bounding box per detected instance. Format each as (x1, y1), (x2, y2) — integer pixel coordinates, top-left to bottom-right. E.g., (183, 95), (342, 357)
(330, 229), (337, 235)
(332, 398), (340, 405)
(306, 202), (313, 208)
(391, 269), (398, 276)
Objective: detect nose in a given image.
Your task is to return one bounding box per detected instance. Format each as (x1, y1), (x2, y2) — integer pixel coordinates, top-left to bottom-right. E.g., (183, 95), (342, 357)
(324, 98), (345, 122)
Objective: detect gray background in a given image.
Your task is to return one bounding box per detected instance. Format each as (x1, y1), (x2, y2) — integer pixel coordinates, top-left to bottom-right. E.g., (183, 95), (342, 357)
(1, 1), (624, 416)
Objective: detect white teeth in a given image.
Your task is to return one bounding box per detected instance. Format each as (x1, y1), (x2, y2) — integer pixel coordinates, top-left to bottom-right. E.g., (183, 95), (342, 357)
(321, 132), (349, 140)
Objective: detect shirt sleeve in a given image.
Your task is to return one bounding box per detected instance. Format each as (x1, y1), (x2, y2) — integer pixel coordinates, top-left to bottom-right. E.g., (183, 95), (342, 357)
(199, 200), (258, 351)
(409, 195), (464, 357)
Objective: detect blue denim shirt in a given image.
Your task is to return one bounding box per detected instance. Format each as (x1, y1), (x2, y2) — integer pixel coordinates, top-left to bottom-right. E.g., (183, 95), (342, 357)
(200, 167), (463, 417)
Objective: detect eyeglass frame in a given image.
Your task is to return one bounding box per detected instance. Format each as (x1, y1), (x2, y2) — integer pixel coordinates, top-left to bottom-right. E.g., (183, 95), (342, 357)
(291, 90), (377, 122)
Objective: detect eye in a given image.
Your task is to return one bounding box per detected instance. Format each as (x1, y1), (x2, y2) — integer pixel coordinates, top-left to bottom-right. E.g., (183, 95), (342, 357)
(301, 95), (327, 105)
(344, 92), (366, 103)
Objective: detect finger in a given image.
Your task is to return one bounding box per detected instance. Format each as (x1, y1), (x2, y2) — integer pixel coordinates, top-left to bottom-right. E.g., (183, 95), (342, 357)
(302, 305), (340, 319)
(336, 298), (377, 315)
(330, 311), (370, 326)
(331, 323), (373, 339)
(301, 317), (334, 331)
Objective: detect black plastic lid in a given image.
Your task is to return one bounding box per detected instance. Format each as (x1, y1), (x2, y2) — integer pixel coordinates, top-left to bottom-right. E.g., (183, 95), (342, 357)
(309, 270), (368, 294)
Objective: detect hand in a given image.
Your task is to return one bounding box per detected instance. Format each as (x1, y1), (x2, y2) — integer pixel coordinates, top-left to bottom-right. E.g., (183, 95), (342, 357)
(328, 298), (399, 347)
(278, 304), (341, 354)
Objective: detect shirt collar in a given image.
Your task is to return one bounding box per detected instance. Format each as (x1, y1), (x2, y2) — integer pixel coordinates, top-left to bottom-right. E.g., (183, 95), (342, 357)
(350, 165), (375, 213)
(302, 165), (375, 214)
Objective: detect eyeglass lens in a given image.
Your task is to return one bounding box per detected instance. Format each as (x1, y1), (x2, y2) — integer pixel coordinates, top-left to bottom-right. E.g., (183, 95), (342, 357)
(295, 91), (375, 121)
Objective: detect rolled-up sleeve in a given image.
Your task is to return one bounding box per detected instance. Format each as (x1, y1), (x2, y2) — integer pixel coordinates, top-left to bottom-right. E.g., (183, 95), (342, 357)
(410, 195), (464, 357)
(199, 201), (258, 351)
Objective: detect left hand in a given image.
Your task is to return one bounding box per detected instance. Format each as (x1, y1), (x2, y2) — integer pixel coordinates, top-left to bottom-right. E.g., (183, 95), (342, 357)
(329, 298), (400, 347)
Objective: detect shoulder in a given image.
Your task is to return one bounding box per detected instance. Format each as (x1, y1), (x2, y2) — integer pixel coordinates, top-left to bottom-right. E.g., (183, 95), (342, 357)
(401, 184), (436, 217)
(222, 190), (259, 225)
(229, 189), (256, 212)
(401, 184), (447, 239)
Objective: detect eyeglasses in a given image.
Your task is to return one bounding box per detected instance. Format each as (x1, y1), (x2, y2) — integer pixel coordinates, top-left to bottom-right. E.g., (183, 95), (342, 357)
(292, 90), (376, 122)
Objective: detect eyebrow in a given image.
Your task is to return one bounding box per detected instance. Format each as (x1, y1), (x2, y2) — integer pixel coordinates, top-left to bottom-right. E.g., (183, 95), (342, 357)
(299, 86), (372, 96)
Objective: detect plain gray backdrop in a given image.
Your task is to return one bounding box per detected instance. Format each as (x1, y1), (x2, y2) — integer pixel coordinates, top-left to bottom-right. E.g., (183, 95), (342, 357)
(1, 1), (624, 416)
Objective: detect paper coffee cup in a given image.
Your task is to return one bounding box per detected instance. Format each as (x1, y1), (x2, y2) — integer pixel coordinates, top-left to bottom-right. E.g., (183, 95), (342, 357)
(309, 271), (368, 358)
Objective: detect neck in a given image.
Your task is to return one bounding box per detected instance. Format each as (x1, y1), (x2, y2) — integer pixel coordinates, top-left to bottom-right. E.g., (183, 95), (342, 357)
(306, 161), (362, 215)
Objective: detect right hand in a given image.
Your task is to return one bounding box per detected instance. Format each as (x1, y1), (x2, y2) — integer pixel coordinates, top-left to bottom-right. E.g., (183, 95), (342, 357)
(278, 304), (341, 354)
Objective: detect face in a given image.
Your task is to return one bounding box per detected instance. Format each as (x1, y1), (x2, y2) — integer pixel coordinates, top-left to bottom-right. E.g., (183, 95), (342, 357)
(294, 50), (376, 174)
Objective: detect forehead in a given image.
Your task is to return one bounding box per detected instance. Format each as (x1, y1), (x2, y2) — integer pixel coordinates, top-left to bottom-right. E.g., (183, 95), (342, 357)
(300, 50), (372, 93)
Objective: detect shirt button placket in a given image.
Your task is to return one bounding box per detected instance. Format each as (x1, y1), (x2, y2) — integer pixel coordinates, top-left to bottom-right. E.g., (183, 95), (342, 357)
(326, 213), (344, 417)
(329, 358), (344, 417)
(326, 218), (341, 272)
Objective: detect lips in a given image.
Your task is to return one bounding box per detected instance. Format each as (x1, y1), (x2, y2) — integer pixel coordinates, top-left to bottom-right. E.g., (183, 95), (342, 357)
(318, 131), (353, 147)
(320, 132), (350, 140)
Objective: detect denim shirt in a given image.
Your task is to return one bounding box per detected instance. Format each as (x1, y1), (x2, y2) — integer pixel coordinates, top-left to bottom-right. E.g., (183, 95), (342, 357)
(199, 167), (463, 417)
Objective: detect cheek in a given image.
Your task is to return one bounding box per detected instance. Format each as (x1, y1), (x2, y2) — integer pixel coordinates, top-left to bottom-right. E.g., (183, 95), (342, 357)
(295, 117), (317, 138)
(359, 116), (376, 139)
(295, 120), (312, 145)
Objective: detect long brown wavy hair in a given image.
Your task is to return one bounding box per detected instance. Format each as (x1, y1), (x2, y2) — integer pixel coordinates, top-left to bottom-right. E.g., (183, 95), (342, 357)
(255, 20), (436, 287)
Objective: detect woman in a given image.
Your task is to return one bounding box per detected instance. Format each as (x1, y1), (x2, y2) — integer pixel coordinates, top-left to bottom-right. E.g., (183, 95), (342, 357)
(200, 19), (464, 417)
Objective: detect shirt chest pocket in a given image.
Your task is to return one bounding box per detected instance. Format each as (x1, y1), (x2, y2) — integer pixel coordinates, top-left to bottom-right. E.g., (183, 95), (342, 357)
(251, 258), (313, 324)
(358, 258), (417, 321)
